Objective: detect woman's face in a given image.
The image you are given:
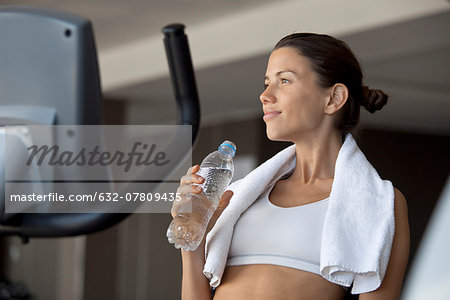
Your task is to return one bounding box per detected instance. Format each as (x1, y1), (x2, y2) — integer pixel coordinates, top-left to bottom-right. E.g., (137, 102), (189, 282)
(260, 47), (330, 142)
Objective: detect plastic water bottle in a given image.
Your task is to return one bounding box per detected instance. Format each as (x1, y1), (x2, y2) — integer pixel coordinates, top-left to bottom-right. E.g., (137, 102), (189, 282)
(167, 140), (236, 251)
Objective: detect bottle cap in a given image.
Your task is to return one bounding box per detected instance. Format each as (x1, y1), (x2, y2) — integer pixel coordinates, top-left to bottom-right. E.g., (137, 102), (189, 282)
(219, 140), (236, 157)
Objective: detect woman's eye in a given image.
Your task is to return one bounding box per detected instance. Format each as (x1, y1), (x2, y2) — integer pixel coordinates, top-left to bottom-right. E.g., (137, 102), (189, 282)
(281, 78), (290, 84)
(263, 83), (269, 90)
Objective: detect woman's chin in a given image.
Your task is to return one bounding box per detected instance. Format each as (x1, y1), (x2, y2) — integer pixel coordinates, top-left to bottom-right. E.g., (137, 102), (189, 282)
(266, 131), (290, 142)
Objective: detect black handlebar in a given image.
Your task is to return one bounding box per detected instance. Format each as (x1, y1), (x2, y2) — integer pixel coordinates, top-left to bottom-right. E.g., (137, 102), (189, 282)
(163, 23), (200, 142)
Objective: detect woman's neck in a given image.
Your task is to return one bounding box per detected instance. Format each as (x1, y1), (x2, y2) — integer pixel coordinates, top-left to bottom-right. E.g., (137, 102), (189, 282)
(289, 130), (344, 185)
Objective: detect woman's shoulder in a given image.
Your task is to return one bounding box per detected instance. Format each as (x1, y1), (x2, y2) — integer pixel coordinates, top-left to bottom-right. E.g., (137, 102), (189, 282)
(393, 187), (408, 215)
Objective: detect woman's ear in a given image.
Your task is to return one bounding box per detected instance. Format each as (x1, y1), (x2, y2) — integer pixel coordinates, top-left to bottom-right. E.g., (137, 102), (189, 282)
(324, 83), (348, 115)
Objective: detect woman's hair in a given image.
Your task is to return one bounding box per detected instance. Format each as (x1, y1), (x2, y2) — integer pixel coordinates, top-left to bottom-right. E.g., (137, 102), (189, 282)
(274, 33), (388, 135)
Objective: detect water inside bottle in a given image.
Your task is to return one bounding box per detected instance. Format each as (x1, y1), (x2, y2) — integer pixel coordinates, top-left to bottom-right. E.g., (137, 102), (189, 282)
(167, 167), (233, 251)
(166, 192), (216, 251)
(197, 167), (233, 204)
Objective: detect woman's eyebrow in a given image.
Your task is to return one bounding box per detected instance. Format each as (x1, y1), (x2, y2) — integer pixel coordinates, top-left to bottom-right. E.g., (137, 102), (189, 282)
(264, 70), (297, 80)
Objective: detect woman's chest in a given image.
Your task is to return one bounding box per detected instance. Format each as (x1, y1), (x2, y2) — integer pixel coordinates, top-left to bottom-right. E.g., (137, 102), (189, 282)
(269, 179), (332, 208)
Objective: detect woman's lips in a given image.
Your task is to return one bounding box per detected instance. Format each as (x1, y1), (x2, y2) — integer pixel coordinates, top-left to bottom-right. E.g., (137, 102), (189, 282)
(263, 111), (281, 121)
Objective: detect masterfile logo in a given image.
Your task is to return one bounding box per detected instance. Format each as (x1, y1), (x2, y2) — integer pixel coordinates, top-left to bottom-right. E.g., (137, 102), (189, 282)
(26, 142), (170, 172)
(3, 125), (192, 214)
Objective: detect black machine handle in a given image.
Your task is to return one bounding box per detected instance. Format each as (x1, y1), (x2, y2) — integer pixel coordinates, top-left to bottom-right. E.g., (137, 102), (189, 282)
(163, 23), (201, 141)
(0, 22), (200, 239)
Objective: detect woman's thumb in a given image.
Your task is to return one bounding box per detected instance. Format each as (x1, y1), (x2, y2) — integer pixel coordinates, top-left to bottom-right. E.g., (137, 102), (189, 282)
(208, 190), (233, 233)
(217, 190), (233, 210)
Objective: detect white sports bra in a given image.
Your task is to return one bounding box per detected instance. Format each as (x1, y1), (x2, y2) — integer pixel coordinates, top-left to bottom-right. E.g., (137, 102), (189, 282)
(226, 180), (329, 276)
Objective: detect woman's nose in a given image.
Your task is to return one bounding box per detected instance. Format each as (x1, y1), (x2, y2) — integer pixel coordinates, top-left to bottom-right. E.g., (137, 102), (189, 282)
(259, 85), (276, 104)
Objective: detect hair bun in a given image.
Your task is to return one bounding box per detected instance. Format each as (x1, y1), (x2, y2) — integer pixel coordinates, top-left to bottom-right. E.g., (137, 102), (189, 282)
(361, 85), (388, 113)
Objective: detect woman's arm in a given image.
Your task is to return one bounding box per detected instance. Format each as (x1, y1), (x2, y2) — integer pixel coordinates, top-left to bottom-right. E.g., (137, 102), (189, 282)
(360, 188), (410, 300)
(179, 188), (233, 300)
(181, 238), (213, 300)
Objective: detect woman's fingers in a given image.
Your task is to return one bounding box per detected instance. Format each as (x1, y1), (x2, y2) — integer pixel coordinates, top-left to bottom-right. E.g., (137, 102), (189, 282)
(171, 165), (204, 218)
(206, 190), (233, 233)
(180, 166), (204, 186)
(180, 174), (204, 186)
(177, 165), (204, 198)
(185, 164), (199, 175)
(177, 184), (202, 196)
(218, 190), (233, 209)
(178, 170), (205, 195)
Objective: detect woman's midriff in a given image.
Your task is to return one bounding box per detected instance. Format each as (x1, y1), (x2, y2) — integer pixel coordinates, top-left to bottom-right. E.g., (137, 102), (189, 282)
(213, 264), (346, 300)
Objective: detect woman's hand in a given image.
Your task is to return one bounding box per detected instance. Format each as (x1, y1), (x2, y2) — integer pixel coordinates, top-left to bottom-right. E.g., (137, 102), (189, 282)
(171, 164), (205, 218)
(206, 189), (233, 234)
(171, 165), (233, 235)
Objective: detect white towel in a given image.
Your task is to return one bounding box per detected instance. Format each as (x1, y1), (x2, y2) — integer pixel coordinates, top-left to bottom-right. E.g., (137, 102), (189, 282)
(203, 133), (395, 294)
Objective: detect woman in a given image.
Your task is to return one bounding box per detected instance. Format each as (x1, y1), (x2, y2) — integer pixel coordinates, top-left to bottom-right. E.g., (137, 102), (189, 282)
(173, 33), (410, 300)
